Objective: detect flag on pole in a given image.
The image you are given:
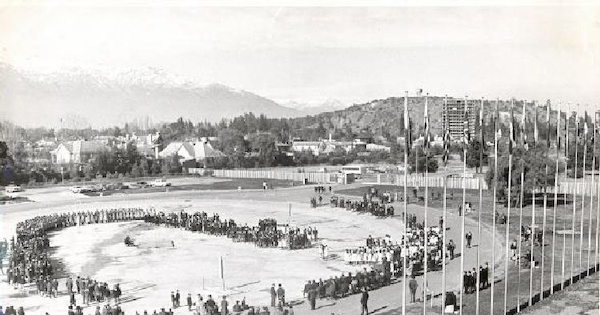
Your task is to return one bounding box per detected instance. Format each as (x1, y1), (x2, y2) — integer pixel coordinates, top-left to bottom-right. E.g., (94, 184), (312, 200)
(565, 110), (569, 157)
(424, 93), (430, 153)
(521, 101), (529, 151)
(443, 96), (450, 166)
(479, 98), (486, 174)
(584, 111), (589, 136)
(404, 92), (411, 157)
(546, 103), (552, 151)
(533, 102), (539, 147)
(463, 97), (470, 146)
(509, 100), (517, 154)
(480, 98), (486, 149)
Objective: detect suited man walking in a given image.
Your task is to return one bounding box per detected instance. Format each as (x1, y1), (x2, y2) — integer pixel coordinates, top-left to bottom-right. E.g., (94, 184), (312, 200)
(360, 287), (369, 315)
(409, 276), (418, 303)
(270, 284), (276, 307)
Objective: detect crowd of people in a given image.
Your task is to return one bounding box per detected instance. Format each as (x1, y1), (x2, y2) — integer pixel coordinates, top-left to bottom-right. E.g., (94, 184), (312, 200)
(462, 263), (490, 294)
(142, 212), (315, 250)
(3, 208), (303, 315)
(329, 196), (395, 217)
(302, 264), (391, 309)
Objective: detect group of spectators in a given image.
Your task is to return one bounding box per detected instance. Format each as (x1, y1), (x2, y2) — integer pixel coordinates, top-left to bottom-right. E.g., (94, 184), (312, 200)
(302, 265), (391, 308)
(3, 207), (302, 315)
(143, 212), (315, 250)
(3, 208), (151, 315)
(329, 196), (395, 217)
(463, 263), (490, 294)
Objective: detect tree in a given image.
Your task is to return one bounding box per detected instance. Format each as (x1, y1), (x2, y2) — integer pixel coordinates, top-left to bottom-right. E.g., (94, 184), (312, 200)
(70, 165), (81, 180)
(566, 139), (599, 178)
(161, 155), (182, 175)
(248, 133), (277, 167)
(95, 150), (115, 176)
(140, 159), (150, 177)
(486, 146), (557, 206)
(130, 163), (142, 178)
(408, 147), (439, 174)
(82, 164), (94, 179)
(463, 140), (489, 173)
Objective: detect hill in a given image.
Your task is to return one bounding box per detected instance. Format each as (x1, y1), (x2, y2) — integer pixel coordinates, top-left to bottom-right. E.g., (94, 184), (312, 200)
(290, 96), (559, 141)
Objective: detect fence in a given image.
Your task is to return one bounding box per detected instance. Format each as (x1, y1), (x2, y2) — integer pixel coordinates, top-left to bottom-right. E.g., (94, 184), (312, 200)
(364, 174), (488, 190)
(212, 169), (338, 184)
(544, 180), (599, 197)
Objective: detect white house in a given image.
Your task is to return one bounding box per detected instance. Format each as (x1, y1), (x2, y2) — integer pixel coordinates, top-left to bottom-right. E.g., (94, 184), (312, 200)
(158, 142), (196, 163)
(159, 140), (225, 163)
(51, 140), (110, 164)
(291, 141), (324, 156)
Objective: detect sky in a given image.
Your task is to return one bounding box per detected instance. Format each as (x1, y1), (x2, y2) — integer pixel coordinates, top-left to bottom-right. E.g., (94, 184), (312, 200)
(0, 2), (599, 113)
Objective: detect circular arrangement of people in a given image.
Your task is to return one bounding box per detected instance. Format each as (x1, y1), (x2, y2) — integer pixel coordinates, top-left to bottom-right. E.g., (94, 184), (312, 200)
(2, 5), (600, 315)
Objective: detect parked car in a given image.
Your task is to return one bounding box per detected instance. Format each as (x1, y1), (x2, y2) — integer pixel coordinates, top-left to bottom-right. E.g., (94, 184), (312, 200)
(5, 184), (23, 193)
(70, 186), (86, 193)
(151, 178), (172, 187)
(137, 181), (150, 188)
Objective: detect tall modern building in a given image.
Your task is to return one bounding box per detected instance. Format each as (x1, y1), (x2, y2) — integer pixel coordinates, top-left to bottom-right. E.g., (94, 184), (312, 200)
(442, 98), (477, 141)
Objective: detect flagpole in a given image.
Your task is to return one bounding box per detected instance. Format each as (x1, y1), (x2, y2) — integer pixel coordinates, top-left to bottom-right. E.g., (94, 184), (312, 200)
(423, 92), (429, 314)
(490, 98), (499, 315)
(402, 91), (409, 315)
(595, 112), (600, 273)
(550, 105), (561, 294)
(570, 108), (578, 285)
(475, 97), (484, 315)
(595, 138), (600, 273)
(441, 94), (449, 315)
(561, 220), (567, 290)
(459, 95), (468, 315)
(562, 106), (570, 290)
(503, 98), (515, 315)
(540, 102), (551, 300)
(517, 100), (527, 311)
(517, 170), (525, 312)
(579, 110), (588, 278)
(529, 101), (537, 307)
(220, 256), (225, 291)
(587, 115), (595, 276)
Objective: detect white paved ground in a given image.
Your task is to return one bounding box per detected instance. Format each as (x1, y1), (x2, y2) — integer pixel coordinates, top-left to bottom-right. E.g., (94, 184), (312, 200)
(1, 189), (409, 314)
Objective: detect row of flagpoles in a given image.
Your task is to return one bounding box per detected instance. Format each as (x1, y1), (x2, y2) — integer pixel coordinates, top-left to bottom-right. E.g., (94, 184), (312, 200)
(400, 92), (599, 315)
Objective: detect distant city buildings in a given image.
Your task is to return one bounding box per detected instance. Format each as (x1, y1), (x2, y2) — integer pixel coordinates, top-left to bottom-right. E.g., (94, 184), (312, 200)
(442, 98), (477, 141)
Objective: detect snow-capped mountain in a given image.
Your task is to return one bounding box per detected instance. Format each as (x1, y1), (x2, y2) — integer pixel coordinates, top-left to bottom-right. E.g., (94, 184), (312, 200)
(0, 64), (301, 128)
(283, 99), (348, 116)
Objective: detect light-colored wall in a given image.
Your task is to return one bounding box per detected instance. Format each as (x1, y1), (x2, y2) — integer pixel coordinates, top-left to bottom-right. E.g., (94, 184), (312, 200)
(53, 145), (72, 164)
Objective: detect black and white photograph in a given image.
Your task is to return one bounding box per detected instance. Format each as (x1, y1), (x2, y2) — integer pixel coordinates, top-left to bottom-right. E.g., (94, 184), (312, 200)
(1, 1), (599, 315)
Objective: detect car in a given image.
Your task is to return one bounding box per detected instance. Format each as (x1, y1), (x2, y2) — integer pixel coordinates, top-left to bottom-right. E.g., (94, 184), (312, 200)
(5, 184), (23, 193)
(70, 186), (84, 193)
(137, 181), (150, 188)
(150, 178), (172, 187)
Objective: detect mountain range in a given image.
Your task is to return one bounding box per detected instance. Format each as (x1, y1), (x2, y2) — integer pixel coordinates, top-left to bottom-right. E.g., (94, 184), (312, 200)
(0, 64), (348, 128)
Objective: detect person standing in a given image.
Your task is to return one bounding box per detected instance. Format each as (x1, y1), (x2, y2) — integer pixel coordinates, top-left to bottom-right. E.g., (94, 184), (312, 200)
(308, 285), (317, 310)
(66, 277), (74, 294)
(448, 240), (455, 260)
(187, 293), (193, 311)
(270, 284), (277, 307)
(466, 231), (473, 248)
(220, 296), (228, 315)
(277, 283), (285, 306)
(360, 287), (369, 315)
(408, 276), (418, 303)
